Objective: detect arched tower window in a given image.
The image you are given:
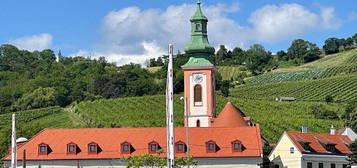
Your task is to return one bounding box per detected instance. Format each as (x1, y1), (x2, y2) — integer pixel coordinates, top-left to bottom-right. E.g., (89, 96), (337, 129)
(196, 120), (200, 127)
(194, 84), (202, 103)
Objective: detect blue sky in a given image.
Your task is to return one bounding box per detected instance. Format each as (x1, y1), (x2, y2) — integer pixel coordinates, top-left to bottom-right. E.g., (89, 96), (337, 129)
(1, 0), (356, 65)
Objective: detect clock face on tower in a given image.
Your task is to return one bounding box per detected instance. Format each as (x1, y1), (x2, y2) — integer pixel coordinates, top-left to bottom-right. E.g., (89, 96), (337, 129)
(193, 74), (203, 83)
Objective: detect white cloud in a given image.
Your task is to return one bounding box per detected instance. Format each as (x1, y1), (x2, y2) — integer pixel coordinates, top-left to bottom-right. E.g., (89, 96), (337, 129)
(347, 11), (357, 22)
(8, 33), (52, 51)
(318, 6), (341, 29)
(249, 4), (341, 43)
(71, 41), (165, 66)
(71, 2), (343, 65)
(84, 2), (246, 66)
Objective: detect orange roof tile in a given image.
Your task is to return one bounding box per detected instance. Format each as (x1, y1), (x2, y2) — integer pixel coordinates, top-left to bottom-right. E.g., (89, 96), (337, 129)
(287, 131), (352, 154)
(3, 126), (263, 161)
(212, 102), (248, 127)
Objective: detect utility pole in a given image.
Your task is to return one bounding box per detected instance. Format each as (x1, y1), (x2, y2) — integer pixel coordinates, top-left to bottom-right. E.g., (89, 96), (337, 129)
(11, 113), (17, 168)
(185, 97), (190, 168)
(166, 44), (175, 168)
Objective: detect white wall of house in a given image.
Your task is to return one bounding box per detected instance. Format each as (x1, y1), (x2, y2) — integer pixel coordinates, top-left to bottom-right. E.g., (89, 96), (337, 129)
(197, 157), (262, 168)
(269, 132), (302, 168)
(3, 157), (262, 168)
(301, 154), (349, 168)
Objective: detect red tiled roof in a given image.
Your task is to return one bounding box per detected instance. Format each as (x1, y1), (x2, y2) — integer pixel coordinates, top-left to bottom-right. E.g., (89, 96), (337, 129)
(287, 131), (352, 154)
(212, 102), (248, 127)
(3, 126), (262, 161)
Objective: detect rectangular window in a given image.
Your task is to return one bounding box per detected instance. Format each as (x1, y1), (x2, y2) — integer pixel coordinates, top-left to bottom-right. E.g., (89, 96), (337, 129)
(89, 145), (96, 152)
(123, 144), (129, 151)
(234, 143), (240, 150)
(150, 144), (157, 151)
(290, 147), (294, 154)
(307, 162), (312, 168)
(177, 144), (184, 151)
(68, 145), (75, 153)
(208, 143), (215, 150)
(40, 146), (46, 153)
(330, 163), (335, 168)
(318, 163), (323, 168)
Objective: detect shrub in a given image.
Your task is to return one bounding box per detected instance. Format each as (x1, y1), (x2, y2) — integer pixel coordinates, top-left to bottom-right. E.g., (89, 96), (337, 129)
(311, 104), (339, 120)
(325, 95), (334, 103)
(12, 87), (58, 111)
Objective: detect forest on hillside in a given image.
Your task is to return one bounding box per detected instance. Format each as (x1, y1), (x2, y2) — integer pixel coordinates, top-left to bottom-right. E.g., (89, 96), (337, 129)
(0, 33), (356, 114)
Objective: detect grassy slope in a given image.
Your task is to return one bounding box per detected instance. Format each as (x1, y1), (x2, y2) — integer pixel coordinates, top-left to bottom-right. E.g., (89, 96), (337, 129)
(273, 48), (357, 73)
(234, 49), (357, 101)
(232, 74), (357, 102)
(217, 66), (249, 80)
(0, 107), (78, 157)
(245, 49), (357, 85)
(73, 95), (343, 142)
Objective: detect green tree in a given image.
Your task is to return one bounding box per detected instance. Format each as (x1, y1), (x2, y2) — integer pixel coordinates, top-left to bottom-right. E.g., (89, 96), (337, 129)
(12, 87), (58, 111)
(215, 45), (229, 65)
(344, 100), (357, 132)
(39, 49), (56, 62)
(310, 104), (339, 120)
(347, 111), (357, 133)
(323, 38), (341, 55)
(220, 80), (230, 97)
(325, 95), (334, 103)
(348, 140), (357, 166)
(276, 50), (288, 61)
(231, 47), (246, 65)
(287, 39), (321, 63)
(345, 37), (354, 49)
(246, 44), (273, 74)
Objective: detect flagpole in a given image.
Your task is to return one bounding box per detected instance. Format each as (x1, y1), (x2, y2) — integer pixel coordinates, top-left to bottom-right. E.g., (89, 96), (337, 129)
(11, 113), (17, 168)
(166, 44), (175, 168)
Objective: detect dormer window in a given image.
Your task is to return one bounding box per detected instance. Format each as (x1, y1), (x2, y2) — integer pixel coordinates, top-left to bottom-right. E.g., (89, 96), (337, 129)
(67, 143), (77, 154)
(88, 142), (98, 154)
(300, 141), (313, 152)
(121, 142), (132, 154)
(148, 141), (159, 154)
(231, 140), (242, 152)
(325, 144), (336, 153)
(175, 141), (186, 153)
(38, 143), (48, 155)
(206, 140), (216, 153)
(316, 137), (337, 153)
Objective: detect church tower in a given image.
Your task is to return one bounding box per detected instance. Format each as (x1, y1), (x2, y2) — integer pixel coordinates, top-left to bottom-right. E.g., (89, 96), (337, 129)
(182, 0), (215, 128)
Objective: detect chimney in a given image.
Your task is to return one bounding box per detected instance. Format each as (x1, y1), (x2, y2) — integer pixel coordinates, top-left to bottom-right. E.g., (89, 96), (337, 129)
(301, 126), (308, 133)
(330, 125), (336, 135)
